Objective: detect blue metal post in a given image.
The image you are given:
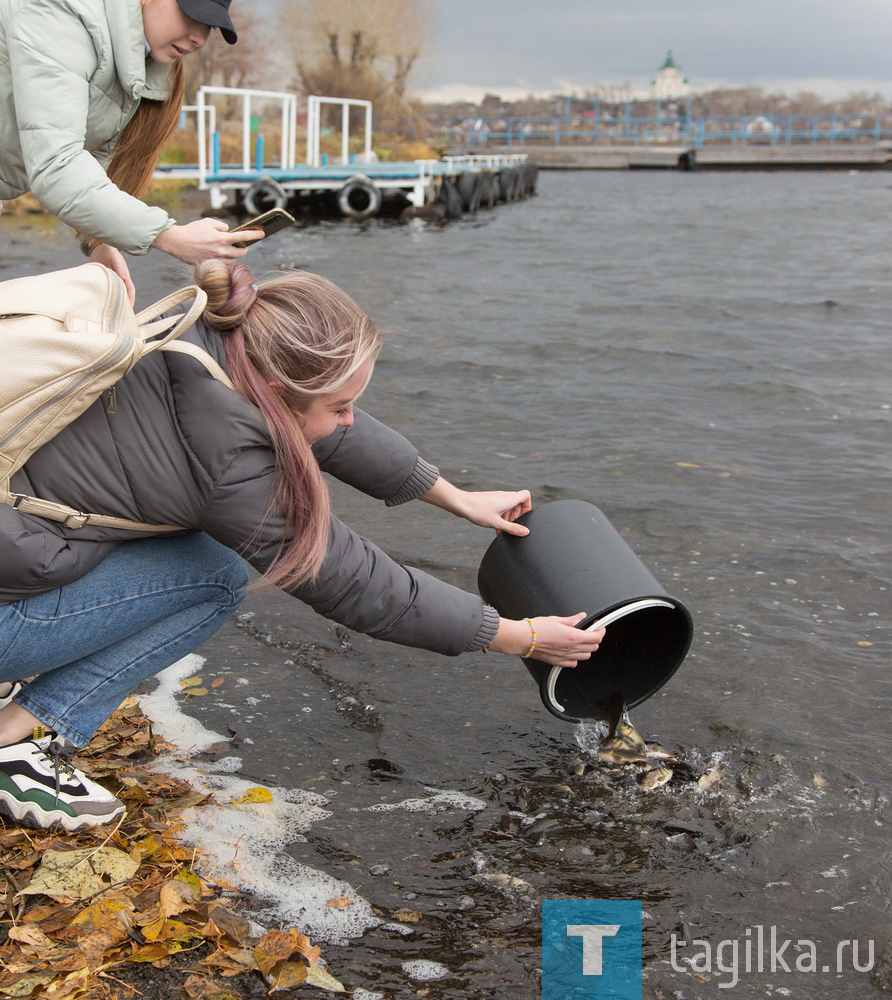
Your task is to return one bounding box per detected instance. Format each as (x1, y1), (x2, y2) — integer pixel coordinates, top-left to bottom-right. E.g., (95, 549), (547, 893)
(255, 134), (264, 171)
(212, 131), (220, 174)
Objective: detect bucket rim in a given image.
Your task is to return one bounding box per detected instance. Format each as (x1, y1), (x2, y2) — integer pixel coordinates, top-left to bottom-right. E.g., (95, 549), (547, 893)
(544, 597), (675, 716)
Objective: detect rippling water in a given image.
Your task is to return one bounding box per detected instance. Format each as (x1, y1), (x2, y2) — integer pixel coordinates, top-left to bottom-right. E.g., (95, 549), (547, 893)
(4, 168), (891, 998)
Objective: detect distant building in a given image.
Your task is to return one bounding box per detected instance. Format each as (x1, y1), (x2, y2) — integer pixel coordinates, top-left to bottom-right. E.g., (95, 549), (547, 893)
(652, 51), (689, 100)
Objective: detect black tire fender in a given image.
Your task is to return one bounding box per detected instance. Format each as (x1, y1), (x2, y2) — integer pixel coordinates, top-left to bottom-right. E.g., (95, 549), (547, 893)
(244, 176), (288, 215)
(336, 174), (383, 219)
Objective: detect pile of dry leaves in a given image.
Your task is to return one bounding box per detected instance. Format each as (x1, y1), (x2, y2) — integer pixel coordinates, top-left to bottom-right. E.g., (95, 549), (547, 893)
(0, 698), (347, 999)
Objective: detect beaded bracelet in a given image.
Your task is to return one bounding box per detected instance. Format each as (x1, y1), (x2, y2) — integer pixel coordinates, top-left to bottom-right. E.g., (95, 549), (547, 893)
(519, 618), (538, 659)
(481, 617), (538, 657)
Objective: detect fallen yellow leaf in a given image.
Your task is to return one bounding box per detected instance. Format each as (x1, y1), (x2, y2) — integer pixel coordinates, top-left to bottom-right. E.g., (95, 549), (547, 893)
(675, 461), (701, 468)
(179, 676), (204, 688)
(304, 962), (348, 992)
(231, 787), (274, 806)
(325, 896), (351, 908)
(0, 972), (55, 997)
(254, 928), (301, 978)
(18, 847), (139, 901)
(270, 960), (308, 991)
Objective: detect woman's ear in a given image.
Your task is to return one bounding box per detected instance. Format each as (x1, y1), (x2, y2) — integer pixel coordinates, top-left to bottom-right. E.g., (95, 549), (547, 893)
(267, 380), (285, 394)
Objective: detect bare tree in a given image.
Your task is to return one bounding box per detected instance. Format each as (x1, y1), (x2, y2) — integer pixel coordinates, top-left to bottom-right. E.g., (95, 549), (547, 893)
(277, 0), (435, 113)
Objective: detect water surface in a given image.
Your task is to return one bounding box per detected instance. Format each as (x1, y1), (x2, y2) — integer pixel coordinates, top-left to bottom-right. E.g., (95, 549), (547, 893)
(4, 168), (890, 998)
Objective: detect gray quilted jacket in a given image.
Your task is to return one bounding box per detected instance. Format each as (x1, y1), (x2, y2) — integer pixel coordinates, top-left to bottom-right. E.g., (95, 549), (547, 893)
(0, 0), (174, 253)
(0, 319), (500, 655)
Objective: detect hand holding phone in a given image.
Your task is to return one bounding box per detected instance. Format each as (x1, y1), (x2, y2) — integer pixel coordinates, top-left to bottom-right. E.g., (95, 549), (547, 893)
(231, 207), (296, 248)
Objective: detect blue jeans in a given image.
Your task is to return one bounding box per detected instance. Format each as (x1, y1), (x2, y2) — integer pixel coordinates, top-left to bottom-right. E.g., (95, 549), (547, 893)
(0, 534), (248, 746)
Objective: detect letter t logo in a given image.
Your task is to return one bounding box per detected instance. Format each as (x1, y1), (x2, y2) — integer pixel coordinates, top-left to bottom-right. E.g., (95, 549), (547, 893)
(566, 924), (621, 975)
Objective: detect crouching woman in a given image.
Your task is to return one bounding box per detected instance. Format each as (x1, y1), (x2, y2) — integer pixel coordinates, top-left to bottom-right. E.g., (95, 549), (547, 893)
(0, 262), (603, 830)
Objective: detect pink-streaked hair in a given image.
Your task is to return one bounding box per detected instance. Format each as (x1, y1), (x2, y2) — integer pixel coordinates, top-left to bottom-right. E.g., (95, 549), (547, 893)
(195, 261), (381, 589)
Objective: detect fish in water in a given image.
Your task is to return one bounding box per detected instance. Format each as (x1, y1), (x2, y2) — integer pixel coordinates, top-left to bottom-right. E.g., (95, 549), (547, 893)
(596, 694), (676, 789)
(594, 695), (718, 792)
(597, 745), (650, 765)
(639, 766), (673, 790)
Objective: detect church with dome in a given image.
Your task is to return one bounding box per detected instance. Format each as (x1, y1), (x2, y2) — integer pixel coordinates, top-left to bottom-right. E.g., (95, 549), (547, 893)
(652, 51), (689, 100)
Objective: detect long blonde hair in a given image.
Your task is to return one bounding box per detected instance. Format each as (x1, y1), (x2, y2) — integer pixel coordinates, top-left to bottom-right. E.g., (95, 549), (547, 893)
(196, 261), (382, 589)
(105, 61), (185, 201)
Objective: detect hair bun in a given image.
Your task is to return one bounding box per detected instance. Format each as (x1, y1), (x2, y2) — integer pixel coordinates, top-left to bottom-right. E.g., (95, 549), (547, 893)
(195, 260), (257, 332)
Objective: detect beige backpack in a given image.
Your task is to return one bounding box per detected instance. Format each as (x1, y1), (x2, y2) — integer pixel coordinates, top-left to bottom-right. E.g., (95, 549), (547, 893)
(0, 262), (233, 532)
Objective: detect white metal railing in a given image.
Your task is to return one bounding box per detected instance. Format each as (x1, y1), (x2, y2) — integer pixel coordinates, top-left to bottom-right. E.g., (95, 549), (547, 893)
(179, 103), (216, 165)
(441, 153), (529, 170)
(196, 85), (298, 187)
(306, 96), (372, 168)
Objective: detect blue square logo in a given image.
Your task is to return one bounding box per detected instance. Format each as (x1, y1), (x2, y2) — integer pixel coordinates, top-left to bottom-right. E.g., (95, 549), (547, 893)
(542, 899), (642, 999)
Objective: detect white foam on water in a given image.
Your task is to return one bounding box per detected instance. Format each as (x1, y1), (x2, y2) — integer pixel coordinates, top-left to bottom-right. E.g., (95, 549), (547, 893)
(137, 653), (227, 753)
(202, 755), (243, 773)
(363, 788), (487, 814)
(402, 959), (450, 981)
(137, 655), (381, 944)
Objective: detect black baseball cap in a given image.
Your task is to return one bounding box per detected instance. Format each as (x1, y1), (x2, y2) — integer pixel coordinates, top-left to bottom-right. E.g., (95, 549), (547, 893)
(176, 0), (237, 44)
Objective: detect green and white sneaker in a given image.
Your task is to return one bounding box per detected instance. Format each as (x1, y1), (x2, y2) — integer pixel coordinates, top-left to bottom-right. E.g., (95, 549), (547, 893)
(0, 727), (125, 831)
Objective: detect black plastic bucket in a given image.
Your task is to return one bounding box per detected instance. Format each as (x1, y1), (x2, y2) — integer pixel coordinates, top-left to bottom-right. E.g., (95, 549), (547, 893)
(477, 499), (693, 722)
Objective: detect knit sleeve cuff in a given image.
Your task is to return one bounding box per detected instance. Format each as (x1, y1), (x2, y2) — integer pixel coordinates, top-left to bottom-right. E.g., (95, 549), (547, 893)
(464, 604), (501, 653)
(384, 457), (440, 507)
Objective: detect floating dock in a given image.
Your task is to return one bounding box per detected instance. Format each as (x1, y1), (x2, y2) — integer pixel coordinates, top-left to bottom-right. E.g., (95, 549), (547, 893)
(495, 145), (892, 171)
(155, 88), (538, 219)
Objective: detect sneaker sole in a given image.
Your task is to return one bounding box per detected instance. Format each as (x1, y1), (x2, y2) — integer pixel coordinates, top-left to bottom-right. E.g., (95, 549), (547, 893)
(0, 789), (125, 831)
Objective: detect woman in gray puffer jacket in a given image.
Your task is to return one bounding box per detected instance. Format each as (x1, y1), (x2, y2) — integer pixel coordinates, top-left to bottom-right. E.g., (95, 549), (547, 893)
(0, 0), (261, 300)
(0, 261), (604, 831)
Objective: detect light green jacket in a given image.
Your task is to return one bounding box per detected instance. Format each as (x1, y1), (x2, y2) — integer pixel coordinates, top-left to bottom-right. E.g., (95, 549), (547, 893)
(0, 0), (175, 253)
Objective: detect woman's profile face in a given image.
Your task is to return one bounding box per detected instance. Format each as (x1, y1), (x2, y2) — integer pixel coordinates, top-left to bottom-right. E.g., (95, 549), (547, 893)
(142, 0), (211, 64)
(296, 360), (374, 444)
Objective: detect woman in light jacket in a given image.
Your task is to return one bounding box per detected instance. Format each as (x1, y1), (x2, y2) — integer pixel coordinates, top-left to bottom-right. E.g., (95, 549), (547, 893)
(0, 262), (604, 831)
(0, 0), (261, 300)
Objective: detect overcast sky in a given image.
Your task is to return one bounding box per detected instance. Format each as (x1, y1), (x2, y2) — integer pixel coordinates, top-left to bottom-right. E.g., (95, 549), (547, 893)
(419, 0), (892, 102)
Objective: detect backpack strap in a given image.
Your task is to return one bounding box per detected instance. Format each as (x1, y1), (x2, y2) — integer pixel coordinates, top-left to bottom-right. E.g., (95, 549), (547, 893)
(2, 486), (183, 532)
(158, 340), (235, 389)
(136, 286), (207, 348)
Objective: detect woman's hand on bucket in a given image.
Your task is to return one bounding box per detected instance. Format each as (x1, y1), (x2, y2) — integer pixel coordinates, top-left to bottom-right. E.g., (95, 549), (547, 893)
(152, 219), (264, 264)
(490, 613), (606, 667)
(421, 478), (532, 535)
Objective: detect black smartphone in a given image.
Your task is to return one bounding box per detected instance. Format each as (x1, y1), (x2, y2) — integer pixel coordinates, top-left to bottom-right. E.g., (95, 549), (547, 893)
(231, 207), (296, 247)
